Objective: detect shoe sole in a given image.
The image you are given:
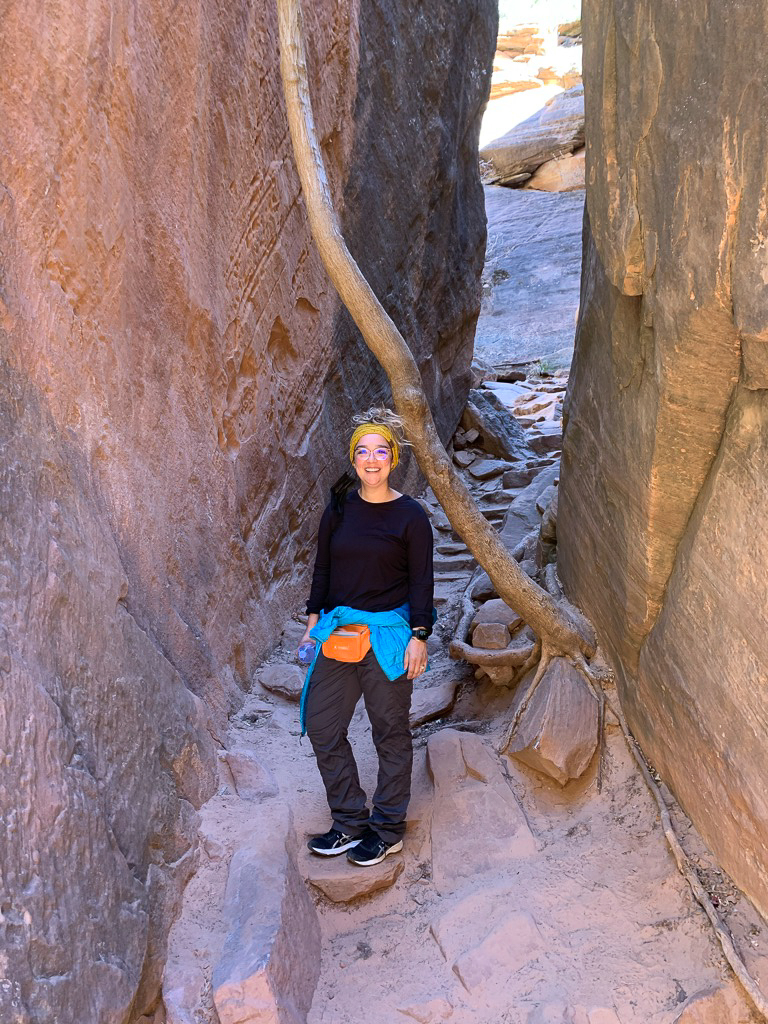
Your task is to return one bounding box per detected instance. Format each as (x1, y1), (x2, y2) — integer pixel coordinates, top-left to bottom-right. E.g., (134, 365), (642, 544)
(347, 839), (403, 866)
(307, 838), (362, 857)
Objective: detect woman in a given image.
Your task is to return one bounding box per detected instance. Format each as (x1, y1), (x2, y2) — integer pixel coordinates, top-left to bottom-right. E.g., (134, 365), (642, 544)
(298, 407), (434, 867)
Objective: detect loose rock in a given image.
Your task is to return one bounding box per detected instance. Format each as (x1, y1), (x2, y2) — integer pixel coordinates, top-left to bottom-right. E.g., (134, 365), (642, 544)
(503, 464), (539, 488)
(505, 658), (598, 785)
(468, 458), (510, 480)
(259, 663), (305, 702)
(471, 597), (524, 633)
(471, 622), (510, 649)
(222, 748), (279, 801)
(453, 450), (476, 468)
(462, 388), (532, 462)
(410, 679), (459, 727)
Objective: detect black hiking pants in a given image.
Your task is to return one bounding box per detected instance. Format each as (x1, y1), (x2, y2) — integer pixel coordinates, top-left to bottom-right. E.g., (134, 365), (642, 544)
(305, 649), (414, 845)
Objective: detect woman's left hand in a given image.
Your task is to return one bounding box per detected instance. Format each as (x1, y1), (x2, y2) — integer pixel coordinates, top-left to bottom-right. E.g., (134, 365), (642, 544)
(404, 637), (428, 680)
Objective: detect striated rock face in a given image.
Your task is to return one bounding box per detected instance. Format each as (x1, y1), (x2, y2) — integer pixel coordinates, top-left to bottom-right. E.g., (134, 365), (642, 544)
(0, 0), (496, 1019)
(558, 0), (768, 914)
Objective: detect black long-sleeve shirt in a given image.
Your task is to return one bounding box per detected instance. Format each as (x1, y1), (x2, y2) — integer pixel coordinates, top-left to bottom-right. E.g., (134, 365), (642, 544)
(306, 491), (434, 629)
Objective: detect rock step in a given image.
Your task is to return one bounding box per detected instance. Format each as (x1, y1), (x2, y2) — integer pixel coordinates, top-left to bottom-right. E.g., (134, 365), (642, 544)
(435, 541), (469, 555)
(433, 553), (477, 573)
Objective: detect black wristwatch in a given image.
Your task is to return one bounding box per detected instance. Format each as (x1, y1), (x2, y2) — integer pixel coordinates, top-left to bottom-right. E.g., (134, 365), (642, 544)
(411, 627), (431, 642)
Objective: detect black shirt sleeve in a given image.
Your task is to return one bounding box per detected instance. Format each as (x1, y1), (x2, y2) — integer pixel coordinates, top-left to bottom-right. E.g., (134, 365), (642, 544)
(406, 505), (434, 630)
(306, 504), (334, 615)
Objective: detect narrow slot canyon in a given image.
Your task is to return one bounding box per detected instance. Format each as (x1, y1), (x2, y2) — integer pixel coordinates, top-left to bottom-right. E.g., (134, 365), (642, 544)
(1, 2), (767, 1024)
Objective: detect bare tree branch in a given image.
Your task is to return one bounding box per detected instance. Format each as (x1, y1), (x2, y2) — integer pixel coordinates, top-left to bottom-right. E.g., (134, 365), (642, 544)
(277, 0), (596, 661)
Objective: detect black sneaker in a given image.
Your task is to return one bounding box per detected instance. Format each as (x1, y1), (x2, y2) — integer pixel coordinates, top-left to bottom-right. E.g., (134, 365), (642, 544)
(307, 828), (362, 857)
(346, 827), (403, 866)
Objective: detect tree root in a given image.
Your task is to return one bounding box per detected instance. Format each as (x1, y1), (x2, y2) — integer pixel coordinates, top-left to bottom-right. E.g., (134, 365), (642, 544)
(607, 695), (768, 1021)
(449, 636), (536, 667)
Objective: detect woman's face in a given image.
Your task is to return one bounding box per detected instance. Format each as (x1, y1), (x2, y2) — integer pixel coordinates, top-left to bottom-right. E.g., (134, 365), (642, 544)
(352, 432), (393, 489)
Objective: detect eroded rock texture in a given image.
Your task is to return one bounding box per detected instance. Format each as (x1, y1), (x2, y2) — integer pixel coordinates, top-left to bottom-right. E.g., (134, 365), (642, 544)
(0, 0), (496, 1019)
(558, 0), (768, 915)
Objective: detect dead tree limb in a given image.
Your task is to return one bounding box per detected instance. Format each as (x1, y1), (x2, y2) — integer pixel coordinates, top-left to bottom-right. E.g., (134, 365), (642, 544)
(277, 0), (595, 663)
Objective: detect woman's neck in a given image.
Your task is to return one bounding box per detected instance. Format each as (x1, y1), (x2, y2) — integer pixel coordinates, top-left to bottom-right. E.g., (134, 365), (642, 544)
(358, 485), (401, 504)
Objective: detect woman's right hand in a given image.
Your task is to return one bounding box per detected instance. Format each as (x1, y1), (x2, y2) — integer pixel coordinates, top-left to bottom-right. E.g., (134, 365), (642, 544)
(297, 614), (319, 654)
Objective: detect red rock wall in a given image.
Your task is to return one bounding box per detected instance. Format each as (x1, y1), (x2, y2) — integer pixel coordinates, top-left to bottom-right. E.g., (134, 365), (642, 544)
(0, 0), (496, 1019)
(559, 0), (768, 915)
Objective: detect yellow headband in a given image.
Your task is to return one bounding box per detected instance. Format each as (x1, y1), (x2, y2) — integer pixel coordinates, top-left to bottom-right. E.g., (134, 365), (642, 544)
(349, 423), (399, 468)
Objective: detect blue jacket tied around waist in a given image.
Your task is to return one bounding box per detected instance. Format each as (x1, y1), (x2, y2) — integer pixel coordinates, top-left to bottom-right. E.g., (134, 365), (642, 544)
(299, 603), (428, 735)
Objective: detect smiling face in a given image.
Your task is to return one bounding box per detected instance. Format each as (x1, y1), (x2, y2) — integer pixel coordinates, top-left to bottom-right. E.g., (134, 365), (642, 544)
(352, 432), (393, 491)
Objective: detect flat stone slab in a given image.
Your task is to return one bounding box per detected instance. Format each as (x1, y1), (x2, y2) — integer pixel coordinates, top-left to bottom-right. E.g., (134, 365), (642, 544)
(410, 678), (459, 727)
(427, 729), (537, 890)
(303, 850), (404, 903)
(431, 891), (544, 993)
(476, 187), (583, 370)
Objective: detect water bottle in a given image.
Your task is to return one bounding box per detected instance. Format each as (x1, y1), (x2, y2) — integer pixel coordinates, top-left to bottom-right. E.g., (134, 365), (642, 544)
(297, 640), (317, 666)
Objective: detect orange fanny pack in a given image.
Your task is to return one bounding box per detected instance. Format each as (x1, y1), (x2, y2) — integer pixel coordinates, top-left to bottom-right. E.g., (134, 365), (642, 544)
(322, 624), (371, 663)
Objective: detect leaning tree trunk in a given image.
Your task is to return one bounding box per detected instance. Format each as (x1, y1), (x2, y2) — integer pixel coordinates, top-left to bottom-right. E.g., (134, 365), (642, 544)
(276, 0), (595, 666)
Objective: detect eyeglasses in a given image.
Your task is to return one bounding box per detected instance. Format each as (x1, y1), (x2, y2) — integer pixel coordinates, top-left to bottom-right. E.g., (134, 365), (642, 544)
(354, 446), (392, 461)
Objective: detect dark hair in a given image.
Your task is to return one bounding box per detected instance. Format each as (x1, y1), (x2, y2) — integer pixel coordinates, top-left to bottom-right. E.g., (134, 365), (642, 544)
(330, 467), (358, 516)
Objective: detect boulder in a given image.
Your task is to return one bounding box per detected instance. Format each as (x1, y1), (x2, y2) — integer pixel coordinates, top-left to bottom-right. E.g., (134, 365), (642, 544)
(303, 850), (404, 903)
(540, 491), (558, 543)
(471, 622), (510, 650)
(212, 817), (321, 1024)
(471, 598), (523, 633)
(505, 658), (598, 785)
(470, 571), (499, 601)
(526, 148), (585, 192)
(461, 388), (532, 462)
(468, 458), (510, 480)
(427, 730), (537, 890)
(480, 86), (585, 186)
(259, 663), (305, 702)
(503, 464), (539, 488)
(470, 355), (498, 387)
(410, 678), (459, 727)
(221, 748), (279, 801)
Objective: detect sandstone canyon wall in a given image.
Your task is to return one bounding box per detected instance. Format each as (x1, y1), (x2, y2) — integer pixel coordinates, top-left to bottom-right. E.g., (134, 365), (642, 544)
(558, 0), (768, 916)
(0, 1), (496, 1020)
